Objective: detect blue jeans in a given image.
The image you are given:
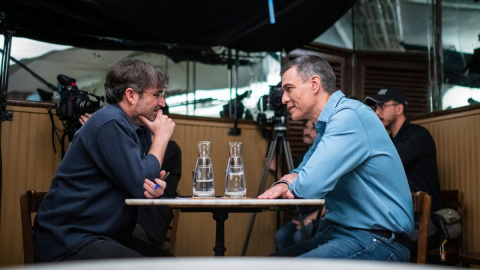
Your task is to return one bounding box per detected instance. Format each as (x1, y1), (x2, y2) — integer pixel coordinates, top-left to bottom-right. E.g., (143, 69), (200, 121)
(275, 221), (314, 250)
(271, 222), (410, 262)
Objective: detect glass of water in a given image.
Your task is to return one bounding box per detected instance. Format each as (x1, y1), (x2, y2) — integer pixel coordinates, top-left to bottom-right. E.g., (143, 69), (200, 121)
(224, 142), (246, 198)
(193, 141), (215, 197)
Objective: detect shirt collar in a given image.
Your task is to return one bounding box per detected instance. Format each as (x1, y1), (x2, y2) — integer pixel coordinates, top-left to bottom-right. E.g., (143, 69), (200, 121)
(109, 103), (142, 130)
(316, 90), (345, 128)
(393, 120), (410, 140)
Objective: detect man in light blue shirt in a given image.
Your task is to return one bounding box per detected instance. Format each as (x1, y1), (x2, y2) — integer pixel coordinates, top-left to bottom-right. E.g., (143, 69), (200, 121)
(259, 55), (414, 262)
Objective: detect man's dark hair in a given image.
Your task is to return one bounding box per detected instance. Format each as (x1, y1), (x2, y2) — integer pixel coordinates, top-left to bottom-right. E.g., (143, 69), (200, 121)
(280, 55), (337, 94)
(104, 58), (170, 103)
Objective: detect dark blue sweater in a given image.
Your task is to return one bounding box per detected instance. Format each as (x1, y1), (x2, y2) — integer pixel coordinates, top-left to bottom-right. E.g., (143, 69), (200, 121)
(33, 103), (161, 262)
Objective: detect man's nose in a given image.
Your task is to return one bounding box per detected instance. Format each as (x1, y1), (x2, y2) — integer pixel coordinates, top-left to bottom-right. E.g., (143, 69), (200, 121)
(159, 97), (166, 107)
(282, 92), (289, 104)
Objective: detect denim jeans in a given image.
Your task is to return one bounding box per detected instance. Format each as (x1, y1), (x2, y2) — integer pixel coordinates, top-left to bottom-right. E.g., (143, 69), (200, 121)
(271, 221), (410, 262)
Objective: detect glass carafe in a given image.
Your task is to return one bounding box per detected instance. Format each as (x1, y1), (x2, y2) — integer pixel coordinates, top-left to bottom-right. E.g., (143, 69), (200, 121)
(193, 141), (215, 197)
(224, 142), (246, 198)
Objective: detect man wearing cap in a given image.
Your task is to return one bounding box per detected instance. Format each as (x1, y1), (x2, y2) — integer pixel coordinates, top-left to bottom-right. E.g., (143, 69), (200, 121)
(365, 87), (442, 212)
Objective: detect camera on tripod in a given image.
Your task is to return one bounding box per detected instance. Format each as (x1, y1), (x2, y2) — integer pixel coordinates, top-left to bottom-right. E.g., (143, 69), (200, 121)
(256, 83), (287, 131)
(56, 74), (104, 122)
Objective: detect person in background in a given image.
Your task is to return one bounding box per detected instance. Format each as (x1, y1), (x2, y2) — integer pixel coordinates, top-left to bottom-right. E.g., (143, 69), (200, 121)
(33, 58), (175, 262)
(132, 104), (182, 255)
(259, 55), (414, 262)
(273, 120), (319, 250)
(365, 87), (443, 249)
(365, 87), (442, 212)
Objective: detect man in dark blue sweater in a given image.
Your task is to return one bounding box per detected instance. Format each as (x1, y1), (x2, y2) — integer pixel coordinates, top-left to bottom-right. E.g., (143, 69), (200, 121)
(79, 104), (182, 256)
(33, 58), (176, 262)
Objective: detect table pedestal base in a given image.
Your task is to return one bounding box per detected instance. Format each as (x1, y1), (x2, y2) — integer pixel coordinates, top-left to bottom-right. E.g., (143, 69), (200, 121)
(212, 210), (228, 256)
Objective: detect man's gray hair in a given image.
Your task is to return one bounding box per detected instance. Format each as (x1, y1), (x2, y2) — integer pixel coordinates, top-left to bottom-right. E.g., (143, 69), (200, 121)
(280, 55), (336, 94)
(104, 58), (170, 104)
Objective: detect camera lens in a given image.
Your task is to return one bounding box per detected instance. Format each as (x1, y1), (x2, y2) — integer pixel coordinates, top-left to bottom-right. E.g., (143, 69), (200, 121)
(76, 97), (100, 114)
(269, 88), (286, 115)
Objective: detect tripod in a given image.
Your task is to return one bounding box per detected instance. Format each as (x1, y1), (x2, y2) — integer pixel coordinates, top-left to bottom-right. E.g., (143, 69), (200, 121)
(241, 116), (308, 255)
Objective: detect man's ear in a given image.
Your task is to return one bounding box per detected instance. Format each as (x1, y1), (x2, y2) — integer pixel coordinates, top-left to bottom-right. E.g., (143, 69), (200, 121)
(124, 88), (137, 104)
(311, 75), (322, 93)
(396, 104), (405, 116)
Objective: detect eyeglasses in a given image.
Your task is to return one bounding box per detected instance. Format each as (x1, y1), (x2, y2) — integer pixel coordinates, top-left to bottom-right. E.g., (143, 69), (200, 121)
(372, 102), (399, 112)
(143, 90), (165, 101)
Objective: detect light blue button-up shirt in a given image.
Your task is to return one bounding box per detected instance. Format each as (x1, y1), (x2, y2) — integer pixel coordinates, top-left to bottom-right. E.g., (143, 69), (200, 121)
(291, 90), (414, 235)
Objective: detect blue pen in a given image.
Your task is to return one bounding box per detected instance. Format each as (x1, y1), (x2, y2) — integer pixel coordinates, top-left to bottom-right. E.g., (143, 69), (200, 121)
(154, 172), (170, 189)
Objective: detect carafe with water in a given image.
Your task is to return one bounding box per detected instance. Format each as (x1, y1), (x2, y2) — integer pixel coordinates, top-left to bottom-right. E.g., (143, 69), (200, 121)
(224, 142), (246, 198)
(193, 141), (215, 197)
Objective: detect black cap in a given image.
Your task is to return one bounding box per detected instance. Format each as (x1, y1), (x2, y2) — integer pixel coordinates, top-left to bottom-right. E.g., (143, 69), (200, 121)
(365, 87), (408, 107)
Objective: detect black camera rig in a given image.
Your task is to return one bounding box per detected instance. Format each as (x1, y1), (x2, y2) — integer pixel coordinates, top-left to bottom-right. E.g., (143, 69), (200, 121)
(56, 74), (104, 122)
(256, 83), (287, 137)
(49, 74), (104, 158)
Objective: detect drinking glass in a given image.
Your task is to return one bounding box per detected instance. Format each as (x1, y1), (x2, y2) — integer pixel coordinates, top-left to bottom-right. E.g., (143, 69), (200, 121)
(193, 141), (215, 197)
(224, 142), (246, 198)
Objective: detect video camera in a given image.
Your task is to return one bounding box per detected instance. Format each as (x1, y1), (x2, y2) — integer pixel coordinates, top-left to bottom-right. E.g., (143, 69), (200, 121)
(256, 83), (287, 130)
(56, 74), (104, 122)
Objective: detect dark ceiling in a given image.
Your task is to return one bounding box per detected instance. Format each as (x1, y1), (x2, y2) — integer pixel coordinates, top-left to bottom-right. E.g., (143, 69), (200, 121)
(0, 0), (356, 64)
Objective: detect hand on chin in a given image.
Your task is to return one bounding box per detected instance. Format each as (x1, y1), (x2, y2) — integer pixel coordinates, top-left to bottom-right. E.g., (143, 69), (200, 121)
(138, 113), (156, 123)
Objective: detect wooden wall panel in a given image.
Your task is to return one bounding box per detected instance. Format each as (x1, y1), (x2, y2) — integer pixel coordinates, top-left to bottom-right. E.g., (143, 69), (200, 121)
(356, 52), (429, 117)
(0, 105), (63, 266)
(413, 109), (480, 254)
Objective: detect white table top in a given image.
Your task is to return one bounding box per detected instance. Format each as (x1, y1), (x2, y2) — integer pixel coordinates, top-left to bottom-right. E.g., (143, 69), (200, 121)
(5, 257), (458, 270)
(125, 197), (324, 208)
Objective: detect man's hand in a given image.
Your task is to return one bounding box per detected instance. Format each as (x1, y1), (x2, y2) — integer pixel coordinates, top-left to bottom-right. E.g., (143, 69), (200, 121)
(139, 110), (175, 165)
(292, 218), (306, 230)
(79, 113), (92, 125)
(292, 210), (319, 230)
(258, 183), (294, 199)
(143, 177), (166, 198)
(264, 155), (276, 172)
(258, 173), (297, 199)
(139, 109), (175, 141)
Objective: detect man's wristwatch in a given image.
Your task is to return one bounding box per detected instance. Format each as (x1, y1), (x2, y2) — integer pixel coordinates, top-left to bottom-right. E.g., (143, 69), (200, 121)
(270, 180), (292, 189)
